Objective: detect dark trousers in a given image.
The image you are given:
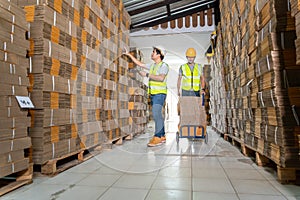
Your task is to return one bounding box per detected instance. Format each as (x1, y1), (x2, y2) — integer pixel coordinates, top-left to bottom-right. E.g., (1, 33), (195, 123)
(182, 90), (200, 97)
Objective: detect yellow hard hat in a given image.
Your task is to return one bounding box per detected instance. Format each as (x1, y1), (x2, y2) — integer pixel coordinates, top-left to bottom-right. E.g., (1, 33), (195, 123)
(186, 48), (196, 57)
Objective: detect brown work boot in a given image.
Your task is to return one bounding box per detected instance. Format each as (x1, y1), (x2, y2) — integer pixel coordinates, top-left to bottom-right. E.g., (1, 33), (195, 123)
(161, 136), (166, 143)
(147, 136), (162, 147)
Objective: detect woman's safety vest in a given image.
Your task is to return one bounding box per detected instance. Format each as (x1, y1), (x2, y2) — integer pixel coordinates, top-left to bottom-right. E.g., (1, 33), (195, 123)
(181, 63), (202, 91)
(148, 62), (168, 95)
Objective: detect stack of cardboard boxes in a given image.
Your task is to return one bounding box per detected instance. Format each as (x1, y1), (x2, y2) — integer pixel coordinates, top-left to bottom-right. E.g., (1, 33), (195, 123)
(127, 48), (148, 136)
(289, 0), (300, 163)
(214, 0), (300, 174)
(0, 1), (32, 178)
(209, 28), (227, 135)
(9, 0), (131, 166)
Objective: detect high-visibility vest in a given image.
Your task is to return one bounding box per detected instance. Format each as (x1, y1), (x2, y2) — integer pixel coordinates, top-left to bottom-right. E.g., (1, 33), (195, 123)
(181, 63), (202, 91)
(148, 62), (168, 95)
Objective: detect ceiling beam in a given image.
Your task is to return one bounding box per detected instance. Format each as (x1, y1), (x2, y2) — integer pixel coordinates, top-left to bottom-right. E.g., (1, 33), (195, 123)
(128, 0), (186, 16)
(166, 4), (171, 16)
(130, 1), (217, 30)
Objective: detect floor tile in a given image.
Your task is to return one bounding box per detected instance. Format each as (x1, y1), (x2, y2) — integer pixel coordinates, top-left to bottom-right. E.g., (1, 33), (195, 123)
(56, 185), (107, 200)
(218, 157), (252, 163)
(224, 168), (266, 180)
(94, 165), (124, 175)
(192, 157), (223, 169)
(4, 183), (72, 200)
(44, 172), (88, 185)
(192, 167), (227, 179)
(168, 157), (191, 168)
(125, 165), (160, 175)
(130, 155), (167, 167)
(238, 194), (287, 200)
(255, 167), (278, 181)
(78, 174), (121, 187)
(220, 160), (256, 170)
(66, 160), (102, 173)
(286, 196), (300, 200)
(152, 177), (191, 191)
(146, 189), (191, 200)
(98, 187), (148, 200)
(193, 191), (239, 200)
(192, 177), (235, 193)
(269, 180), (300, 197)
(231, 179), (281, 195)
(113, 174), (156, 189)
(158, 166), (191, 178)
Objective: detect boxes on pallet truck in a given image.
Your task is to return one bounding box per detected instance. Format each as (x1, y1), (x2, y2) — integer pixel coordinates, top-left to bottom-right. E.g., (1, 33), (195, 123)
(178, 96), (206, 137)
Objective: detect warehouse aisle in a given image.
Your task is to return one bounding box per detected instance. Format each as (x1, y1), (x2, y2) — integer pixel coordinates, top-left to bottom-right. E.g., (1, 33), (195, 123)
(3, 124), (300, 200)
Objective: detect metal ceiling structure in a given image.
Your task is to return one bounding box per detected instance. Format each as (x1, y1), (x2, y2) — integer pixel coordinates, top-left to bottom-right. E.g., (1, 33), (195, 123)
(123, 0), (220, 31)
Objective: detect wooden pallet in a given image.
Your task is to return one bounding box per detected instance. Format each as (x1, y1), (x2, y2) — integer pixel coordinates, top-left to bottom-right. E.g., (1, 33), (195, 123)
(0, 163), (33, 196)
(221, 133), (300, 184)
(277, 166), (300, 184)
(102, 134), (135, 149)
(38, 144), (102, 175)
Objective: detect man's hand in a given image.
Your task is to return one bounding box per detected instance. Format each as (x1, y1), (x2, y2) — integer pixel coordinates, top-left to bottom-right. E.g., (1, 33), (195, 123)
(122, 47), (129, 55)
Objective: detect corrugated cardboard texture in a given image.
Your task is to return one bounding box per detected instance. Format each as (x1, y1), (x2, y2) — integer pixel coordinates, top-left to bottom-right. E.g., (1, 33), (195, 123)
(179, 96), (206, 126)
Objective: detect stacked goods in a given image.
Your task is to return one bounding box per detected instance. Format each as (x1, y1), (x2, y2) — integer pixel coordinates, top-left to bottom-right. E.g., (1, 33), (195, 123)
(289, 0), (300, 159)
(128, 82), (148, 136)
(179, 96), (206, 137)
(291, 0), (300, 64)
(127, 48), (148, 136)
(23, 0), (93, 164)
(0, 1), (31, 178)
(117, 57), (131, 137)
(203, 64), (211, 124)
(74, 0), (105, 148)
(100, 0), (131, 142)
(209, 25), (227, 134)
(217, 0), (300, 169)
(128, 48), (144, 82)
(15, 0), (130, 165)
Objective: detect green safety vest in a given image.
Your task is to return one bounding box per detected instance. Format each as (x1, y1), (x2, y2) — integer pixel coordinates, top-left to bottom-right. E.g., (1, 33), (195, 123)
(181, 63), (202, 91)
(148, 62), (168, 95)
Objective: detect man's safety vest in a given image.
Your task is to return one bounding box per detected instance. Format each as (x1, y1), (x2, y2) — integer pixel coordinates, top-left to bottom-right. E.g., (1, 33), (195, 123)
(181, 63), (202, 91)
(148, 62), (168, 95)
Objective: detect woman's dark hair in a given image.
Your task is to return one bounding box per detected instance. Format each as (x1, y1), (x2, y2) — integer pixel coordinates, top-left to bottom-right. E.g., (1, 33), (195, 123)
(153, 48), (164, 60)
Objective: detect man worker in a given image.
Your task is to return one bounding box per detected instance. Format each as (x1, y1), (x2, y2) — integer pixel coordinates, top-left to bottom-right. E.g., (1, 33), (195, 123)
(123, 46), (169, 147)
(177, 48), (205, 97)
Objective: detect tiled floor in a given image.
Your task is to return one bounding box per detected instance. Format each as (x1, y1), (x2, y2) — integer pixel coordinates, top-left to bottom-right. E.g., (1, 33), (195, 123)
(2, 124), (300, 200)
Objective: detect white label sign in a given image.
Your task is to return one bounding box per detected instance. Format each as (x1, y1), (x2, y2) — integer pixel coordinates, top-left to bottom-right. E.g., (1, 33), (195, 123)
(15, 96), (34, 108)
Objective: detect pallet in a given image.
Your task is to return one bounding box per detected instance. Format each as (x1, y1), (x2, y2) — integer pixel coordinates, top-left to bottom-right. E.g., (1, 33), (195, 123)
(220, 133), (300, 184)
(38, 144), (102, 175)
(222, 134), (271, 166)
(102, 133), (134, 149)
(0, 163), (33, 196)
(277, 167), (300, 184)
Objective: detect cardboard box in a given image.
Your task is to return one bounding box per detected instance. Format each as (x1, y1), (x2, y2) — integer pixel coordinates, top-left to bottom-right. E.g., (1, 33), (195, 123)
(0, 137), (31, 154)
(0, 158), (30, 178)
(179, 96), (206, 126)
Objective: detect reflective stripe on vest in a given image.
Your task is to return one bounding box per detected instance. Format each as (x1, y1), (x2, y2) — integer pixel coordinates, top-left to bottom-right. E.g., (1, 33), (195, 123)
(181, 63), (201, 91)
(148, 62), (168, 95)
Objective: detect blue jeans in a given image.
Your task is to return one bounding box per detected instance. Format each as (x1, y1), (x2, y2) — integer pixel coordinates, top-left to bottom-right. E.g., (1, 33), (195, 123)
(182, 90), (200, 97)
(150, 94), (166, 138)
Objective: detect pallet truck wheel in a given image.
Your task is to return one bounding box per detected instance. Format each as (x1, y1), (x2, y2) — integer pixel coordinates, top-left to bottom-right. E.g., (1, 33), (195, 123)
(176, 132), (179, 143)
